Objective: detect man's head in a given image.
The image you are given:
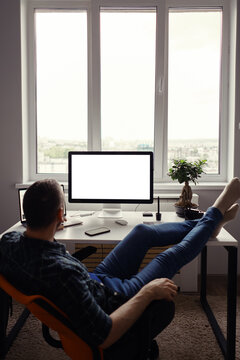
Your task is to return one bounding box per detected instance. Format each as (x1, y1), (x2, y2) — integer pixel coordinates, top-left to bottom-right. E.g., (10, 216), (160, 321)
(23, 179), (64, 230)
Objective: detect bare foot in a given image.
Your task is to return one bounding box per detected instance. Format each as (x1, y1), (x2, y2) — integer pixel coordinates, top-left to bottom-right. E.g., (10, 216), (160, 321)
(212, 203), (239, 237)
(213, 178), (240, 215)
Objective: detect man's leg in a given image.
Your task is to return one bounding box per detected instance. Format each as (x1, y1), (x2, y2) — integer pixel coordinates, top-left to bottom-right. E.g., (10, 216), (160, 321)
(96, 178), (240, 296)
(136, 207), (222, 282)
(94, 219), (198, 279)
(103, 300), (175, 360)
(97, 207), (222, 296)
(99, 203), (238, 297)
(95, 178), (240, 281)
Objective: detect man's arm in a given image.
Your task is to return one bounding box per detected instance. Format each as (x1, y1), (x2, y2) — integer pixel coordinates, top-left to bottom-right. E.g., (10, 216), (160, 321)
(101, 278), (177, 349)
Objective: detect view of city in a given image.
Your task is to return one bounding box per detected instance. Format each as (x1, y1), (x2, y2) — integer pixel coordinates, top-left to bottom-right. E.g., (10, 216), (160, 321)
(37, 138), (218, 175)
(35, 11), (221, 178)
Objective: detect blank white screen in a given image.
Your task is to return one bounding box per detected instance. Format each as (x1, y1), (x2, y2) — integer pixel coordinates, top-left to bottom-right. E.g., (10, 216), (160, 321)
(71, 154), (151, 201)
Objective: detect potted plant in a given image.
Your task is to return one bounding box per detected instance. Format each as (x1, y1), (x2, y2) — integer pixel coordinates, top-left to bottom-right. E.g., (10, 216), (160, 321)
(168, 159), (207, 217)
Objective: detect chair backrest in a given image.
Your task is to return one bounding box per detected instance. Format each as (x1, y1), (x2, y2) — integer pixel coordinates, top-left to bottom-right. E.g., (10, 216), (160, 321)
(0, 274), (103, 360)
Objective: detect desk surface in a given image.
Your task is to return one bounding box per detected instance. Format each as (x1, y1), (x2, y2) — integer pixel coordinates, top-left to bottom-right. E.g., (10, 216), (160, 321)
(2, 211), (238, 247)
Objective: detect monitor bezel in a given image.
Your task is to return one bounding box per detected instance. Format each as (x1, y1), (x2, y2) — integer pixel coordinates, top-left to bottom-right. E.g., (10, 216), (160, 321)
(68, 151), (154, 204)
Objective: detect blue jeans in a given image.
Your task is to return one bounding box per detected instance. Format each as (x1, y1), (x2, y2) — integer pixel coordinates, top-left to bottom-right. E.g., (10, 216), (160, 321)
(94, 207), (223, 297)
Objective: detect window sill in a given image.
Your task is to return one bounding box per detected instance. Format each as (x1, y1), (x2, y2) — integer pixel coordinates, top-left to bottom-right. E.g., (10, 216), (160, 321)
(154, 182), (227, 193)
(16, 181), (227, 193)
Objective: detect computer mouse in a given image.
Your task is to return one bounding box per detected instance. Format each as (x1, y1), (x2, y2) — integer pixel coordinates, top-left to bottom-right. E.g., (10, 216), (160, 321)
(115, 219), (128, 226)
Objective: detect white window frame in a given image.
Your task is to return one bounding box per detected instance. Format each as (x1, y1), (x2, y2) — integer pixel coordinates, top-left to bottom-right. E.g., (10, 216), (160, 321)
(21, 0), (231, 184)
(162, 0), (229, 184)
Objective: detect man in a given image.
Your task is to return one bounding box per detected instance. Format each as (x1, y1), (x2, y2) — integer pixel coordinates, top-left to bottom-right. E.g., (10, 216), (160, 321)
(0, 178), (239, 359)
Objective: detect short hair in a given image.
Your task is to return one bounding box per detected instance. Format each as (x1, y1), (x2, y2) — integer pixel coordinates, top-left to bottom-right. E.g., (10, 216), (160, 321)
(23, 179), (64, 229)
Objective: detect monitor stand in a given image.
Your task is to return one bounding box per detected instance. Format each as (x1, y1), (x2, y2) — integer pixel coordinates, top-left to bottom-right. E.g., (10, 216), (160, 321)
(98, 204), (123, 218)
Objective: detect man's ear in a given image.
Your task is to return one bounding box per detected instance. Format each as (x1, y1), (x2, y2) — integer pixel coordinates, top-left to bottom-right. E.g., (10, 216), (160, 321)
(57, 207), (64, 223)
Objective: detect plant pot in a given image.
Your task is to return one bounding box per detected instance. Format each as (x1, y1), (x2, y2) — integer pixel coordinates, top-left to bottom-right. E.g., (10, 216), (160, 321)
(184, 208), (204, 220)
(174, 204), (199, 218)
(174, 205), (186, 218)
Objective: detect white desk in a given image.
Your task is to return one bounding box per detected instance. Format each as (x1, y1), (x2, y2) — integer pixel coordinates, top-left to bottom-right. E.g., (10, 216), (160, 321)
(3, 211), (237, 292)
(3, 211), (199, 291)
(4, 211), (186, 248)
(1, 211), (238, 359)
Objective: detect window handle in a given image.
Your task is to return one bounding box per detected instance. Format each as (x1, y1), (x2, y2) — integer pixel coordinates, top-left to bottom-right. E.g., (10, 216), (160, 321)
(158, 77), (164, 93)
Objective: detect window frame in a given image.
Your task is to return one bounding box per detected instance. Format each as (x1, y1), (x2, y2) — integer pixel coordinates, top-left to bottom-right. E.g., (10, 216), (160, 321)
(163, 0), (229, 183)
(22, 0), (230, 184)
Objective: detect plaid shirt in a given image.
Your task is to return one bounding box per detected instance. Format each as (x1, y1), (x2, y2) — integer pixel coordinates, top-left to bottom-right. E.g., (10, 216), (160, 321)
(0, 231), (114, 345)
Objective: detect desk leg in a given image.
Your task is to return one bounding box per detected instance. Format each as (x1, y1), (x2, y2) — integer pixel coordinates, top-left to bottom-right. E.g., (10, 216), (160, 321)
(225, 246), (237, 360)
(200, 246), (207, 301)
(200, 246), (237, 360)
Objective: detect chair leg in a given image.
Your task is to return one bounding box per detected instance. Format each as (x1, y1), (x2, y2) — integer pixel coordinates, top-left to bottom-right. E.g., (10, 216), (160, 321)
(0, 289), (10, 357)
(146, 340), (159, 360)
(0, 289), (29, 358)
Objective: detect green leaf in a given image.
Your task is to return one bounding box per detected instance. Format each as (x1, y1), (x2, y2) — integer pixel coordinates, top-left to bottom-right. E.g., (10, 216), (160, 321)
(167, 159), (207, 185)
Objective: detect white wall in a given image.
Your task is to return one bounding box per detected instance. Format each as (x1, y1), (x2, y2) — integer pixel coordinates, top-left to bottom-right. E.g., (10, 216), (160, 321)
(234, 0), (240, 180)
(0, 0), (23, 232)
(0, 0), (239, 274)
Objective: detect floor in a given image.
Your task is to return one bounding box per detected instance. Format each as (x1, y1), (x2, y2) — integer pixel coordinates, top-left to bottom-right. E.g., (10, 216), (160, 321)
(200, 274), (240, 296)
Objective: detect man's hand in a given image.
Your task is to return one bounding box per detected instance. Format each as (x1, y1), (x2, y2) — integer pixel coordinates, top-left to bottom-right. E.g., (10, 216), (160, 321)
(101, 277), (177, 348)
(140, 278), (178, 302)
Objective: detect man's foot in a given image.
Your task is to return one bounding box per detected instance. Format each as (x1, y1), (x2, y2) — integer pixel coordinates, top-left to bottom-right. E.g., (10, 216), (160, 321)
(213, 178), (240, 215)
(212, 203), (239, 237)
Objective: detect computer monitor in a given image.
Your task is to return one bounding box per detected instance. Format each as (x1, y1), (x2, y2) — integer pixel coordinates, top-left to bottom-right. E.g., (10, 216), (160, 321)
(68, 151), (153, 218)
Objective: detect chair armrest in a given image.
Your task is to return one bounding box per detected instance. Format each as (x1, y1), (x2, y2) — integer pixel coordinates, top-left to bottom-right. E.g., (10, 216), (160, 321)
(72, 246), (97, 261)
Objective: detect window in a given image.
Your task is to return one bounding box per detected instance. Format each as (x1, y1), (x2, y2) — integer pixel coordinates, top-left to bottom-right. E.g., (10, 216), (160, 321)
(168, 9), (222, 174)
(100, 9), (156, 151)
(24, 0), (229, 182)
(35, 10), (88, 173)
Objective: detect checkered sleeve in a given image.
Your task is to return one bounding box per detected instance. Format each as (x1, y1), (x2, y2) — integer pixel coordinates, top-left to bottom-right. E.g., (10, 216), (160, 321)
(56, 268), (112, 346)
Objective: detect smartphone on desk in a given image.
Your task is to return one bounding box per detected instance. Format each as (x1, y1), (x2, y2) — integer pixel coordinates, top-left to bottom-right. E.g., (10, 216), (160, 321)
(85, 226), (111, 236)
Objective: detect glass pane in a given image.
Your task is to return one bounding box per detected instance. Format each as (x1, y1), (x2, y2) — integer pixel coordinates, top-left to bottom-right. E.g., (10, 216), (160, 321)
(101, 9), (156, 151)
(168, 10), (222, 174)
(35, 11), (88, 173)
